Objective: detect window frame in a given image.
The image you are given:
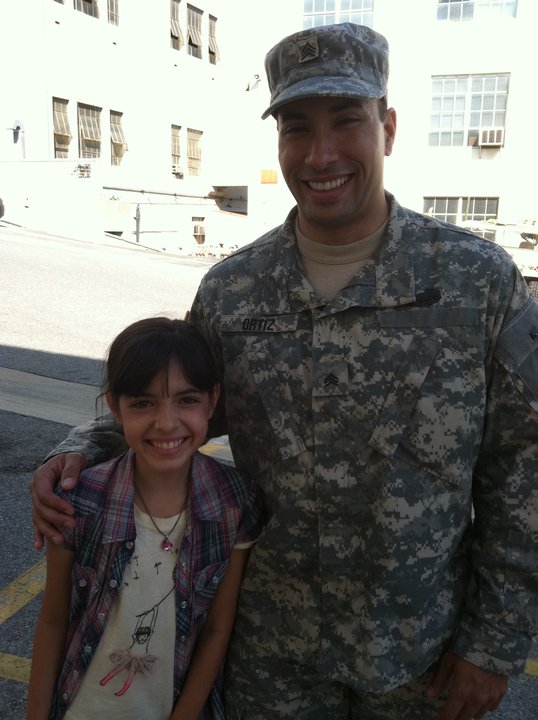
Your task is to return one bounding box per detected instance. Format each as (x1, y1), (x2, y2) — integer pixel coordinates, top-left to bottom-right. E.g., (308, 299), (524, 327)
(429, 73), (509, 148)
(170, 0), (184, 50)
(208, 15), (219, 65)
(53, 97), (72, 159)
(437, 0), (518, 21)
(187, 128), (202, 176)
(187, 4), (203, 59)
(74, 0), (99, 19)
(171, 124), (182, 175)
(424, 195), (499, 240)
(107, 0), (119, 25)
(303, 0), (374, 29)
(110, 110), (127, 166)
(78, 103), (102, 159)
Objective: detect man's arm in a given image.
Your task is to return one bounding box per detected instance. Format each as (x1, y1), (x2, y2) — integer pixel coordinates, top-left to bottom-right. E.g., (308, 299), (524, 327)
(433, 288), (538, 718)
(29, 414), (126, 549)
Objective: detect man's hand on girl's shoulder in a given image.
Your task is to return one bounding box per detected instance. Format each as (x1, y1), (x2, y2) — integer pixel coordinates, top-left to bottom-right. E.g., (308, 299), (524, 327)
(29, 452), (87, 549)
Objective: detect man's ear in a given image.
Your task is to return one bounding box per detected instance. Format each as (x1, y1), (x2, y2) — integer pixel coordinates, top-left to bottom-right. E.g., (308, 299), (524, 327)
(384, 107), (397, 156)
(105, 393), (122, 424)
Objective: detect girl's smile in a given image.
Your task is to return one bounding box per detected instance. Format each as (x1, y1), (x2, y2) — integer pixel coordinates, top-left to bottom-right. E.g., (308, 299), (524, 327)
(108, 360), (219, 486)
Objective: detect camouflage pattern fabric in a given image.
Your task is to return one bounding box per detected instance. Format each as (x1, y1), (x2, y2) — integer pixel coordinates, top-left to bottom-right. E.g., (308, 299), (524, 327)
(262, 23), (389, 119)
(52, 195), (538, 697)
(188, 194), (538, 693)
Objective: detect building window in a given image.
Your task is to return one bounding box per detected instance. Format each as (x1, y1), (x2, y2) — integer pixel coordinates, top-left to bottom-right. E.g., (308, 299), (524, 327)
(429, 73), (509, 147)
(437, 0), (517, 21)
(303, 0), (373, 29)
(424, 196), (499, 240)
(110, 111), (127, 165)
(171, 124), (183, 176)
(74, 0), (99, 18)
(78, 103), (101, 158)
(208, 15), (219, 65)
(187, 5), (203, 59)
(107, 0), (119, 24)
(53, 98), (72, 158)
(187, 128), (202, 175)
(170, 0), (184, 50)
(192, 216), (205, 244)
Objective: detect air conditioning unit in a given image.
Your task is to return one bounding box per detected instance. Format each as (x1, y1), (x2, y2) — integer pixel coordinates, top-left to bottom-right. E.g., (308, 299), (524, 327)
(171, 164), (184, 178)
(479, 128), (505, 148)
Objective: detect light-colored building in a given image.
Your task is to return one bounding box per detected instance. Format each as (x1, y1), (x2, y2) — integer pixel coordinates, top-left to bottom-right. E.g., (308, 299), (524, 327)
(1, 1), (537, 284)
(0, 0), (284, 253)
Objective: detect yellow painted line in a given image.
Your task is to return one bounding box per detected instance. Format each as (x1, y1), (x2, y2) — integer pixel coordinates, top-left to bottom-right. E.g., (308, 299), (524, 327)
(526, 658), (538, 677)
(0, 652), (31, 684)
(0, 559), (46, 624)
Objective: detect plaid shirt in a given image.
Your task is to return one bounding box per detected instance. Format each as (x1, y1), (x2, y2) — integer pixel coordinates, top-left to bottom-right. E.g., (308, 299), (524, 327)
(50, 450), (263, 720)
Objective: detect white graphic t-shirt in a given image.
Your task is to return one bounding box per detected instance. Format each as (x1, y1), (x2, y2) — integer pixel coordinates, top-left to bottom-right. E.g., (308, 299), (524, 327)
(64, 506), (186, 720)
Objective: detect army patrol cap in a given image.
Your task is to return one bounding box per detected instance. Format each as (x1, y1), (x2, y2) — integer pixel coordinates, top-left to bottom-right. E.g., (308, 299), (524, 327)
(262, 23), (389, 119)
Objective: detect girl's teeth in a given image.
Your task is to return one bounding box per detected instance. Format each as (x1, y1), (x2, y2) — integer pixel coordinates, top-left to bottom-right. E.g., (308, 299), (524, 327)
(152, 440), (182, 449)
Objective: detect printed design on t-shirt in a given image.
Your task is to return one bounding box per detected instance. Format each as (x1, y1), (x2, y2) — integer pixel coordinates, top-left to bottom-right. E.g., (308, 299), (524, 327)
(99, 584), (175, 696)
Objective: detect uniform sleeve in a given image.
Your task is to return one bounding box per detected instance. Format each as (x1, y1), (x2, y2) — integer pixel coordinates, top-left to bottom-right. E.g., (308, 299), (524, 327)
(43, 413), (127, 468)
(235, 474), (266, 548)
(453, 288), (538, 675)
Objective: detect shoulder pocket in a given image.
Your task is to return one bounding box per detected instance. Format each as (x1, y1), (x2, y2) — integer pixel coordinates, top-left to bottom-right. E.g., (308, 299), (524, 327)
(495, 298), (538, 406)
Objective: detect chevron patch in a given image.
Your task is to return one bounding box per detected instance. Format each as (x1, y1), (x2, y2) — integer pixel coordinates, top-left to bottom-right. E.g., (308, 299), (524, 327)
(323, 373), (339, 388)
(296, 35), (319, 63)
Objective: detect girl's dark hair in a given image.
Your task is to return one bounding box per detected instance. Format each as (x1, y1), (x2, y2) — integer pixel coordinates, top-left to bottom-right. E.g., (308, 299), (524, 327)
(102, 317), (219, 404)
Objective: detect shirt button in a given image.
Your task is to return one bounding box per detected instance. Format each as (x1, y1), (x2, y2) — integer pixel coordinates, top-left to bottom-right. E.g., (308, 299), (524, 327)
(180, 601), (187, 609)
(109, 579), (118, 588)
(180, 635), (186, 641)
(212, 576), (219, 584)
(181, 561), (187, 569)
(84, 645), (92, 654)
(125, 541), (134, 549)
(98, 612), (106, 622)
(78, 579), (87, 588)
(62, 692), (69, 701)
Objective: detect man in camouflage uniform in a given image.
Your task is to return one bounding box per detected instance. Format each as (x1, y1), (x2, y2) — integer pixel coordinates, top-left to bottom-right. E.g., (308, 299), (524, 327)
(31, 24), (537, 720)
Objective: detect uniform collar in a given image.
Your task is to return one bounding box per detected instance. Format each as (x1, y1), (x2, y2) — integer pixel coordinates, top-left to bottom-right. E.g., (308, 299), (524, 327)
(280, 194), (416, 311)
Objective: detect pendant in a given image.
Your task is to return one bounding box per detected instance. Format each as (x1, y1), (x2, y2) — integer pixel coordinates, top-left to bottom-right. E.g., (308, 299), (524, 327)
(161, 537), (173, 552)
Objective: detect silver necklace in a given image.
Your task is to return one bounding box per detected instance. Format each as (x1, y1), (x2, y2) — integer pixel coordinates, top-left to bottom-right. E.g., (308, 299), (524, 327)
(133, 481), (183, 552)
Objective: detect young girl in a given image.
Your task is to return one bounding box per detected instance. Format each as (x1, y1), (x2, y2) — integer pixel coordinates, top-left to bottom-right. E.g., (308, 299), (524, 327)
(27, 317), (263, 720)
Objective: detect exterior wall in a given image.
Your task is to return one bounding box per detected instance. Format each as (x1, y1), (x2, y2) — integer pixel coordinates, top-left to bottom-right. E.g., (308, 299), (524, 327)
(0, 0), (255, 248)
(0, 1), (536, 261)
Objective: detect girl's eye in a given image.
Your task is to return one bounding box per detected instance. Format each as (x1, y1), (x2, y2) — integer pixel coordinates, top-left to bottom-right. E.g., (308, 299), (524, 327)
(179, 395), (199, 405)
(131, 399), (151, 409)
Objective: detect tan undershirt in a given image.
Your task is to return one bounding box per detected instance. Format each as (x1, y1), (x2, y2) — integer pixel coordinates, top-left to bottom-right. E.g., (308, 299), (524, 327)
(296, 220), (387, 302)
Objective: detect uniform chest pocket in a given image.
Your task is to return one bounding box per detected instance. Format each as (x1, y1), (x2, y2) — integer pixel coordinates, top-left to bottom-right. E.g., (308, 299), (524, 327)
(220, 314), (307, 476)
(368, 311), (484, 487)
